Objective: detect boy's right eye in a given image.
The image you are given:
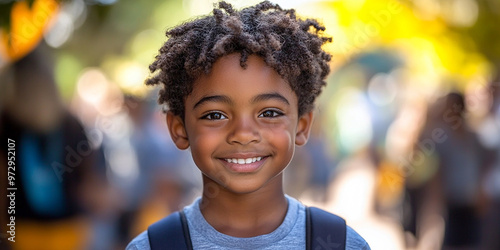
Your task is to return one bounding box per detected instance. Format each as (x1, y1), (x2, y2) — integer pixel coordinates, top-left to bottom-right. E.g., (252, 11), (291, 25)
(201, 112), (227, 120)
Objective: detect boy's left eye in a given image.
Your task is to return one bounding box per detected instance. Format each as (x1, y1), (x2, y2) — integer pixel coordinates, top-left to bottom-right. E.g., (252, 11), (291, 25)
(201, 112), (227, 120)
(259, 110), (283, 118)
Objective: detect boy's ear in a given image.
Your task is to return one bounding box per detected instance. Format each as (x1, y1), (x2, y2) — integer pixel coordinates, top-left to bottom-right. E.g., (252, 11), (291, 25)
(166, 111), (189, 150)
(295, 111), (314, 146)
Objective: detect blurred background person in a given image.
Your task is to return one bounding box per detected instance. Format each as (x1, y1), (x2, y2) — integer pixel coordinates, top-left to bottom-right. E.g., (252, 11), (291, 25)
(0, 46), (96, 250)
(477, 74), (500, 250)
(405, 91), (494, 250)
(433, 92), (491, 250)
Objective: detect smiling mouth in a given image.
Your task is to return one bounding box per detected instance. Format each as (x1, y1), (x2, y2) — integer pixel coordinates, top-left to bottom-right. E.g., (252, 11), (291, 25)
(224, 157), (262, 164)
(219, 156), (268, 173)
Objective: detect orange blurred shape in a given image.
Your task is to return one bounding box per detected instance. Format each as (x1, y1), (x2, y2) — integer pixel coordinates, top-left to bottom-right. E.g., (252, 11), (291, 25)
(0, 0), (59, 63)
(13, 218), (90, 250)
(376, 161), (405, 207)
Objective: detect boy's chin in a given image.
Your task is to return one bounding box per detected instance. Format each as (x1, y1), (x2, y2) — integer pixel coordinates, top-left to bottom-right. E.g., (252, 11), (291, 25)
(205, 175), (282, 196)
(223, 184), (267, 195)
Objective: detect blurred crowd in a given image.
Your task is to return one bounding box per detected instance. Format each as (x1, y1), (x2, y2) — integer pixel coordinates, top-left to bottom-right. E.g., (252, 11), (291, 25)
(0, 47), (201, 249)
(1, 42), (500, 250)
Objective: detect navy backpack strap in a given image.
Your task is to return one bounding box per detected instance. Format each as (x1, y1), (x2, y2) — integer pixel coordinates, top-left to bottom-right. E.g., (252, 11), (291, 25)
(148, 210), (193, 250)
(306, 206), (346, 250)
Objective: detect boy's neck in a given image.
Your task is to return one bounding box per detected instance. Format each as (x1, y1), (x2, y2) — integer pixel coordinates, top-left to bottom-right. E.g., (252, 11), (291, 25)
(199, 174), (288, 238)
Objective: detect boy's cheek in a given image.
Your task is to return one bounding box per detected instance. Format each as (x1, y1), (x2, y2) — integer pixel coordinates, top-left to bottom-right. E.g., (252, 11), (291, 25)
(259, 118), (294, 131)
(189, 125), (225, 140)
(260, 129), (294, 147)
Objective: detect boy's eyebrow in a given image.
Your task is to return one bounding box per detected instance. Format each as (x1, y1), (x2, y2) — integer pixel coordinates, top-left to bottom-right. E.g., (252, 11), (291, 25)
(193, 95), (233, 110)
(192, 92), (290, 110)
(251, 92), (290, 106)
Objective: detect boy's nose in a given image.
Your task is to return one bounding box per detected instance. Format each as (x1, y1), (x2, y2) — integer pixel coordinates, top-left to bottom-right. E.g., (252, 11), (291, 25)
(227, 116), (261, 145)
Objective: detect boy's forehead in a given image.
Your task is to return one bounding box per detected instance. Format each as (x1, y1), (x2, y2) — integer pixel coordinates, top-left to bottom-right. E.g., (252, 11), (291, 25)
(188, 53), (296, 101)
(194, 53), (290, 90)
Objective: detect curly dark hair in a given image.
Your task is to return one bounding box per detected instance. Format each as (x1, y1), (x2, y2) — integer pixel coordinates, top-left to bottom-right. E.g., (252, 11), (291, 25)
(146, 1), (332, 118)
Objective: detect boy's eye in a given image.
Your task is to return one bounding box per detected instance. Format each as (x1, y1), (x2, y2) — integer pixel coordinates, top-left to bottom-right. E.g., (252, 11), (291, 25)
(259, 110), (283, 118)
(201, 112), (227, 120)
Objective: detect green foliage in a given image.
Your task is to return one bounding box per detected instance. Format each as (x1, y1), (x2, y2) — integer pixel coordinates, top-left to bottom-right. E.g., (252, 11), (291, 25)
(0, 1), (16, 32)
(0, 0), (60, 32)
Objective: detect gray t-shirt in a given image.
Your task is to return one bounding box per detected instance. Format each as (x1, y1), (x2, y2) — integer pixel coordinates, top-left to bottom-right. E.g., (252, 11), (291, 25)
(126, 196), (370, 249)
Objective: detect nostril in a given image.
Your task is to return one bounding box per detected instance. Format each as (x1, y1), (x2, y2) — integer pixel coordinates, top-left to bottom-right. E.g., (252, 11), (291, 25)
(227, 129), (260, 145)
(226, 118), (261, 145)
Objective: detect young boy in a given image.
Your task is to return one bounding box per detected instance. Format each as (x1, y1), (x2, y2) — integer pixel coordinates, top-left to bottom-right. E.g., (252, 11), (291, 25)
(127, 1), (370, 249)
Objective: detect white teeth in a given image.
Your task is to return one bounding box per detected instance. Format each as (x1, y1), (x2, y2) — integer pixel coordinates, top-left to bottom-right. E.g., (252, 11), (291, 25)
(225, 157), (263, 165)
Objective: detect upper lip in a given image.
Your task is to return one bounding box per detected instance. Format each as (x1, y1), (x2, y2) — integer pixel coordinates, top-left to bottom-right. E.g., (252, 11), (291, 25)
(218, 153), (268, 159)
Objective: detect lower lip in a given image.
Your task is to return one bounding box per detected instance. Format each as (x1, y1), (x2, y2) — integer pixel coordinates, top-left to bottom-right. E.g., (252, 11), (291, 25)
(220, 157), (267, 173)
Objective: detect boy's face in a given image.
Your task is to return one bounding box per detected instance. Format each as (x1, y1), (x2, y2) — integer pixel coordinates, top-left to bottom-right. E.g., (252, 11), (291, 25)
(167, 53), (313, 194)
